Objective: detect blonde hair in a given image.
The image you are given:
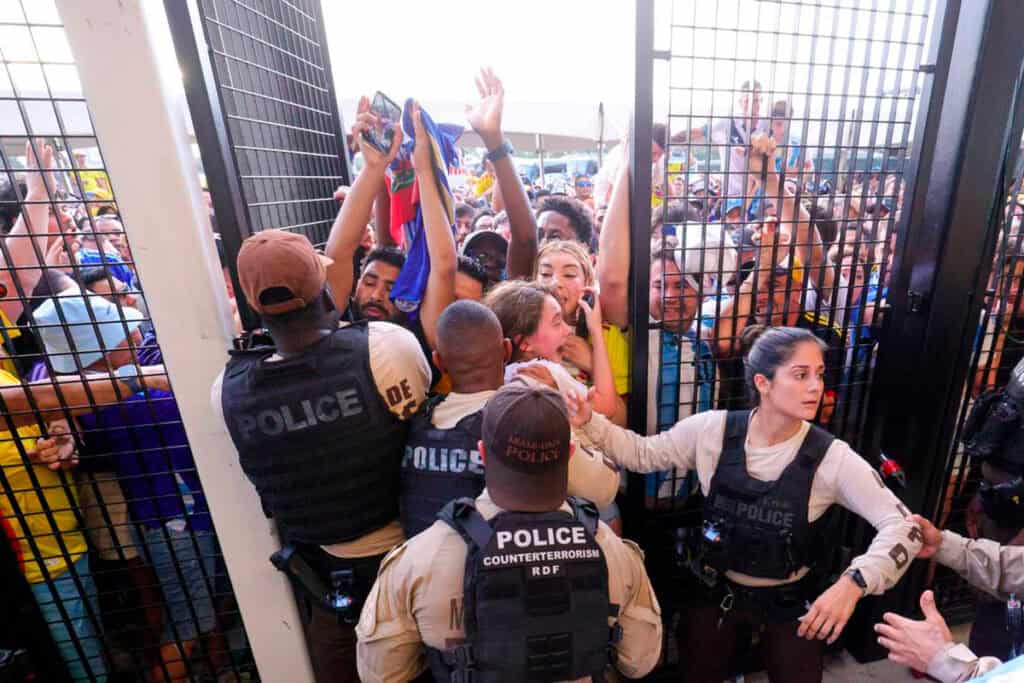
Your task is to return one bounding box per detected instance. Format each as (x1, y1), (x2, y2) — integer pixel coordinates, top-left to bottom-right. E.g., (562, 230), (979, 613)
(534, 239), (595, 286)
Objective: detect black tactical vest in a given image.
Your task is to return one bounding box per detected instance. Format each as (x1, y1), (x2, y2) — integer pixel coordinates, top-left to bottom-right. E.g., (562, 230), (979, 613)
(400, 396), (485, 537)
(221, 323), (408, 545)
(429, 497), (620, 683)
(699, 410), (835, 580)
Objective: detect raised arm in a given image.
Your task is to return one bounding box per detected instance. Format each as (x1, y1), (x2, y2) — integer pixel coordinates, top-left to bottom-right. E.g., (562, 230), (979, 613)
(580, 295), (627, 426)
(325, 97), (403, 306)
(597, 146), (631, 330)
(466, 68), (537, 280)
(713, 220), (787, 357)
(411, 102), (457, 352)
(1, 141), (54, 322)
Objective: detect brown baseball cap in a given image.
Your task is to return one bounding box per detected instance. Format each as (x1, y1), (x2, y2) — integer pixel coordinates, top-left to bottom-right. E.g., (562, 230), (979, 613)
(482, 383), (571, 474)
(236, 230), (334, 315)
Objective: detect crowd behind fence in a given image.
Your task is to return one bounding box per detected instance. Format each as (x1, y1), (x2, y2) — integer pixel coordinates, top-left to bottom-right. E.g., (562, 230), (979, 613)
(4, 0), (1024, 680)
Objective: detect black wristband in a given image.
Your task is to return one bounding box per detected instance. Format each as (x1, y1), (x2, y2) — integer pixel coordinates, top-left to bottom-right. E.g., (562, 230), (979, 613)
(485, 140), (513, 163)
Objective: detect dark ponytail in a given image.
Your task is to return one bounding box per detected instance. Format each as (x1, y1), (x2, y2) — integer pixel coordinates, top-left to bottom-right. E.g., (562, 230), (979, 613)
(743, 326), (828, 406)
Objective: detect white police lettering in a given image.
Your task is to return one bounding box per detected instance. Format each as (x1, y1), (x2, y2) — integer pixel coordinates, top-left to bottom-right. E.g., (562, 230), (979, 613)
(236, 387), (364, 440)
(483, 522), (600, 570)
(495, 525), (589, 551)
(401, 446), (484, 475)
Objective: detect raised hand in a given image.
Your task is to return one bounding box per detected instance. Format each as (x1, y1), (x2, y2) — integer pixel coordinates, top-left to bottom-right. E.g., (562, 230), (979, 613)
(410, 101), (432, 172)
(875, 591), (953, 672)
(747, 132), (777, 175)
(351, 95), (403, 170)
(465, 67), (505, 149)
(24, 139), (54, 200)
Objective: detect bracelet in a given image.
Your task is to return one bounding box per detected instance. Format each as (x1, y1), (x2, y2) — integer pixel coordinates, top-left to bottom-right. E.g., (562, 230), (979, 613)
(485, 140), (513, 163)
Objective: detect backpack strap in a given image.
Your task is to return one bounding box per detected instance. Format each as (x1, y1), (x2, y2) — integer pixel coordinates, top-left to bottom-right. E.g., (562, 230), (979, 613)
(437, 497), (493, 550)
(567, 496), (600, 536)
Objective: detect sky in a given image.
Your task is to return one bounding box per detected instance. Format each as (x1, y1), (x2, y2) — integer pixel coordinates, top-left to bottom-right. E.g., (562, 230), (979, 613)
(0, 0), (934, 156)
(322, 0), (934, 150)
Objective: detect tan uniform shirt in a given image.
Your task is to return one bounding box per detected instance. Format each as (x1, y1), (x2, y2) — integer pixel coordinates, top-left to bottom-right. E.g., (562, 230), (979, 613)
(211, 321), (430, 558)
(356, 490), (663, 682)
(925, 529), (1024, 681)
(432, 390), (620, 509)
(579, 410), (922, 591)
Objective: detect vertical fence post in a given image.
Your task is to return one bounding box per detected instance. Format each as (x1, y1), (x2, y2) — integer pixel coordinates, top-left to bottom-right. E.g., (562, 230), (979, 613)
(625, 0), (655, 531)
(54, 2), (316, 680)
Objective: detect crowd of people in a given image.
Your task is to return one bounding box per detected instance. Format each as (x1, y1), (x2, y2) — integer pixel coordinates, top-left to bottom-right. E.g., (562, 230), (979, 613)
(1, 63), (1023, 683)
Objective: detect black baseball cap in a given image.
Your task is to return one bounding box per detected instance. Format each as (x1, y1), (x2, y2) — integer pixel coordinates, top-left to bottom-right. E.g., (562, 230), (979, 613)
(482, 383), (571, 474)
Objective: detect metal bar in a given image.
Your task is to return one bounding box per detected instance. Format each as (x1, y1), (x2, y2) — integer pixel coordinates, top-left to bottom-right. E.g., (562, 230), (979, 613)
(162, 0), (258, 330)
(625, 0), (655, 534)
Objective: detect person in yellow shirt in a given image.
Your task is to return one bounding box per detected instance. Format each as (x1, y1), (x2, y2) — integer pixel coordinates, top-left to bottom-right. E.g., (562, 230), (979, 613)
(0, 367), (106, 682)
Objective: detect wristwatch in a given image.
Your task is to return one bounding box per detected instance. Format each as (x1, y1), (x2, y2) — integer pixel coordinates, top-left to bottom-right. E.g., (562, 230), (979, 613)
(845, 568), (868, 594)
(484, 140), (514, 163)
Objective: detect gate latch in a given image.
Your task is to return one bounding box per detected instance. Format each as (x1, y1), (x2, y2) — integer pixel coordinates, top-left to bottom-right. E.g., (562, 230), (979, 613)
(907, 289), (927, 314)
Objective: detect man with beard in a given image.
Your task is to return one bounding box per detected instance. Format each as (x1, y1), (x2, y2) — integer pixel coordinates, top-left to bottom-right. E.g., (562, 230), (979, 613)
(349, 247), (405, 323)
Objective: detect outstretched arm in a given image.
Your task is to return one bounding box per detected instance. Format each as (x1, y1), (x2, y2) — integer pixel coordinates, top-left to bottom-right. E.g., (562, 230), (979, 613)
(466, 68), (536, 280)
(597, 146), (631, 330)
(411, 102), (457, 352)
(325, 97), (403, 306)
(0, 365), (171, 428)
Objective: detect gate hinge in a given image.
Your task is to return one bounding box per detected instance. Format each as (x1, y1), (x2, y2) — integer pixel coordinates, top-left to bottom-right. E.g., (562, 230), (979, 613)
(918, 63), (936, 73)
(907, 289), (927, 314)
(652, 49), (671, 61)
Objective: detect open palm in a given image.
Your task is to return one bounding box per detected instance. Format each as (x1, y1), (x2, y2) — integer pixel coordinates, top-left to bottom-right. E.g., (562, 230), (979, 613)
(466, 67), (504, 143)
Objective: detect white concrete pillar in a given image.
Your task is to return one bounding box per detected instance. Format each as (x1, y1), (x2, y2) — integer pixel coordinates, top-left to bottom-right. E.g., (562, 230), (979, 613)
(55, 2), (315, 680)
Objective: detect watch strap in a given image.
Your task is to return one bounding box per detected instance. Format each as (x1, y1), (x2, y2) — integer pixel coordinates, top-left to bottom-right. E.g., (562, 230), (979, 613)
(485, 140), (513, 163)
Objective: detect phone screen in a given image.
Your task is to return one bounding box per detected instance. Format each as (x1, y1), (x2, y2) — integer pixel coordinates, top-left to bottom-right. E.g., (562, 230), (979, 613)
(364, 92), (402, 154)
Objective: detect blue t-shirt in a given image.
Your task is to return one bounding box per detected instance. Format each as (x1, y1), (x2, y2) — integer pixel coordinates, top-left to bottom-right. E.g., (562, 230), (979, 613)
(645, 329), (715, 501)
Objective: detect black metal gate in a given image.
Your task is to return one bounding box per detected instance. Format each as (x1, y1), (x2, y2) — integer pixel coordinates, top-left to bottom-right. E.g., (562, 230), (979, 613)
(628, 0), (1024, 669)
(164, 0), (351, 330)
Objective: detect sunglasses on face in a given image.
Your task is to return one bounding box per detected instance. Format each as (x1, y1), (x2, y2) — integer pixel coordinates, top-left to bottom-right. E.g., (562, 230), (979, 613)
(576, 181), (593, 188)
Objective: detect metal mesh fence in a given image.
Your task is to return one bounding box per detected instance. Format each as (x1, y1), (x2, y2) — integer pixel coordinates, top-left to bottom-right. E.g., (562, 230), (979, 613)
(195, 0), (349, 245)
(645, 0), (930, 509)
(0, 1), (256, 680)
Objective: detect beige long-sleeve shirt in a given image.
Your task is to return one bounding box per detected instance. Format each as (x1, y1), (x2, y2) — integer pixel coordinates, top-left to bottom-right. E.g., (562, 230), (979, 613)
(924, 529), (1024, 681)
(579, 409), (922, 592)
(356, 490), (663, 683)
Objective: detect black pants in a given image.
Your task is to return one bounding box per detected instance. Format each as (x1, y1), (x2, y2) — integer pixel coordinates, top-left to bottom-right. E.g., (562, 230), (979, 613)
(677, 604), (824, 683)
(290, 547), (385, 683)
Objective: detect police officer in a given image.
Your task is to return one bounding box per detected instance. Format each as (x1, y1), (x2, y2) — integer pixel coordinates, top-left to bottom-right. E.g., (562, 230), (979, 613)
(357, 383), (662, 682)
(400, 299), (619, 537)
(212, 230), (430, 682)
(568, 326), (923, 683)
(875, 514), (1024, 681)
(888, 354), (1024, 674)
